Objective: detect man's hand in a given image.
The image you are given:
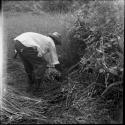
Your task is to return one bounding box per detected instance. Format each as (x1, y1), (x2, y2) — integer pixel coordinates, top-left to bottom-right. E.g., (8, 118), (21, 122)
(55, 64), (62, 72)
(45, 67), (62, 81)
(13, 50), (18, 59)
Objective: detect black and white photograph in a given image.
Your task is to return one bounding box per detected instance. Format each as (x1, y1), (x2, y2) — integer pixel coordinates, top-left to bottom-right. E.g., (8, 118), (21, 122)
(0, 0), (124, 124)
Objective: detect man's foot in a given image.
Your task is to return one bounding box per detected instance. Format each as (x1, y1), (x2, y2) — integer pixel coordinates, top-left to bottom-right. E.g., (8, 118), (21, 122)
(26, 84), (34, 93)
(33, 86), (41, 93)
(26, 87), (32, 93)
(33, 80), (41, 92)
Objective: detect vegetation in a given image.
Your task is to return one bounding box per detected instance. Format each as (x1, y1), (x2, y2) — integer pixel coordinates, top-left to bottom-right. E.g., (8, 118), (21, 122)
(1, 0), (123, 124)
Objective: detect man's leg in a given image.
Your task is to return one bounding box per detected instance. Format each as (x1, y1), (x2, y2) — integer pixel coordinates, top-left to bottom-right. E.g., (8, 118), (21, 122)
(15, 40), (47, 91)
(14, 41), (35, 92)
(20, 55), (35, 92)
(22, 47), (47, 90)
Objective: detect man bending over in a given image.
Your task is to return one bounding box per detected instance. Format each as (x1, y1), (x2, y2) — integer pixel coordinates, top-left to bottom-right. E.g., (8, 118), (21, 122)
(13, 32), (62, 92)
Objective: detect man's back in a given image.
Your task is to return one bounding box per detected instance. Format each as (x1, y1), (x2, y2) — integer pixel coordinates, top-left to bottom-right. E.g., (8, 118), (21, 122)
(14, 32), (55, 49)
(14, 32), (59, 66)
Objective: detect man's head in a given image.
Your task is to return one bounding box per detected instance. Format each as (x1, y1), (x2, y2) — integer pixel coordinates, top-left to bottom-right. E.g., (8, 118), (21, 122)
(48, 32), (62, 45)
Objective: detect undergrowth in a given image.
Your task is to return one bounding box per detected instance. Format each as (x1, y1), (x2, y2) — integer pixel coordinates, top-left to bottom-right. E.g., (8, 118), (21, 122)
(1, 0), (123, 124)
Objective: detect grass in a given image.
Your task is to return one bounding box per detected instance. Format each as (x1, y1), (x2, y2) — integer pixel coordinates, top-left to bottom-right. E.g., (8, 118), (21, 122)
(1, 1), (123, 124)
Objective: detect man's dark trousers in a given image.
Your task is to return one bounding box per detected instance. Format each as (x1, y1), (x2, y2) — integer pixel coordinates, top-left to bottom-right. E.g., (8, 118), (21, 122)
(14, 40), (47, 91)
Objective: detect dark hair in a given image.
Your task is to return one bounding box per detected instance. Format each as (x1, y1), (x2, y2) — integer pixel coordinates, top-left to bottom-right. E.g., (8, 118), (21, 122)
(48, 35), (61, 45)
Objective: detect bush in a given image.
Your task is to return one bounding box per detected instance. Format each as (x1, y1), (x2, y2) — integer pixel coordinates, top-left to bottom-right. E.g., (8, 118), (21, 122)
(66, 0), (124, 66)
(42, 0), (73, 13)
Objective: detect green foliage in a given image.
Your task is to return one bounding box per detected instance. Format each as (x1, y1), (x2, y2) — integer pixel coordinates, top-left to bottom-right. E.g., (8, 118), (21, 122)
(66, 0), (124, 66)
(61, 1), (123, 123)
(42, 0), (73, 13)
(2, 1), (123, 124)
(2, 0), (88, 14)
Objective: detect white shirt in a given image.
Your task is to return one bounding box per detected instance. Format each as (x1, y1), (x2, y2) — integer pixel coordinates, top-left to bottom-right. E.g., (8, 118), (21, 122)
(14, 32), (60, 67)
